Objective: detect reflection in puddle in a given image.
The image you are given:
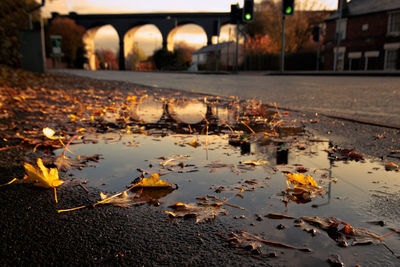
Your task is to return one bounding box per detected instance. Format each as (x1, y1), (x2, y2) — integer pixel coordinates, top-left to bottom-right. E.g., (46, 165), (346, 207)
(54, 95), (400, 266)
(130, 96), (164, 123)
(211, 105), (237, 124)
(57, 131), (400, 265)
(168, 99), (207, 124)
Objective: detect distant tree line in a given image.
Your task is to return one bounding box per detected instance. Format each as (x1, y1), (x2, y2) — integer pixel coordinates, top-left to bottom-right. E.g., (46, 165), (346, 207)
(151, 42), (195, 71)
(242, 0), (331, 70)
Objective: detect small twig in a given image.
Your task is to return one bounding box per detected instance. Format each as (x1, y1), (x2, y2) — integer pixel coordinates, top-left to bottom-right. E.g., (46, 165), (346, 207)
(79, 183), (89, 193)
(58, 205), (88, 213)
(379, 230), (400, 239)
(200, 112), (209, 125)
(273, 102), (281, 117)
(222, 188), (244, 204)
(225, 123), (235, 134)
(33, 144), (40, 153)
(259, 238), (311, 252)
(0, 145), (23, 151)
(241, 121), (255, 135)
(0, 178), (18, 187)
(54, 187), (58, 203)
(61, 135), (80, 157)
(223, 203), (245, 210)
(247, 231), (311, 252)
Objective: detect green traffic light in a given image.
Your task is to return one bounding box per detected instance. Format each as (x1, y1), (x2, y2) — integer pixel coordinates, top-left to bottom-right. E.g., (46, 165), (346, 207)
(245, 13), (252, 21)
(285, 6), (292, 14)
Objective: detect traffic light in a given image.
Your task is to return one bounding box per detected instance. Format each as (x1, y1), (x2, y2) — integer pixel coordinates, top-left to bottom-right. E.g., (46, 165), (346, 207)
(282, 0), (295, 16)
(312, 26), (320, 42)
(243, 0), (254, 22)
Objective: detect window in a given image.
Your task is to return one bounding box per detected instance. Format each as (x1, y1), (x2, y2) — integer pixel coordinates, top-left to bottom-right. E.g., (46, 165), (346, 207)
(336, 18), (347, 40)
(388, 11), (400, 35)
(384, 49), (398, 70)
(364, 51), (379, 70)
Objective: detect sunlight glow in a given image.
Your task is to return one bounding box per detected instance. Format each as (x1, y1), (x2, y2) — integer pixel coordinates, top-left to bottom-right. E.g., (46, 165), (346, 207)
(43, 0), (338, 17)
(45, 0), (339, 58)
(94, 25), (118, 52)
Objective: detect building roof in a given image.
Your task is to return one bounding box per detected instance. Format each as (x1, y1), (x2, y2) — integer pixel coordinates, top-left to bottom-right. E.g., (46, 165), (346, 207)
(193, 42), (234, 55)
(327, 0), (400, 20)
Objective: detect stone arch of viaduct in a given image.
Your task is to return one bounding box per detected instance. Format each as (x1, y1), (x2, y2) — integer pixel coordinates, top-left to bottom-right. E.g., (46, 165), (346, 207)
(50, 12), (231, 70)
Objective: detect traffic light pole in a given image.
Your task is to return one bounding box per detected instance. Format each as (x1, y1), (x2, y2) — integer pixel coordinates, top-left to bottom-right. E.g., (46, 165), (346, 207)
(316, 27), (321, 71)
(235, 21), (239, 72)
(280, 15), (286, 73)
(333, 0), (344, 71)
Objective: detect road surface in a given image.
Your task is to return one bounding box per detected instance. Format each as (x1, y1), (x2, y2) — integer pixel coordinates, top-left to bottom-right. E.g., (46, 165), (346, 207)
(56, 69), (400, 127)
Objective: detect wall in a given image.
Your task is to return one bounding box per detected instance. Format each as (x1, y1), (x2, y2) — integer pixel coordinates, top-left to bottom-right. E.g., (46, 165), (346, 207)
(19, 30), (46, 73)
(323, 12), (390, 70)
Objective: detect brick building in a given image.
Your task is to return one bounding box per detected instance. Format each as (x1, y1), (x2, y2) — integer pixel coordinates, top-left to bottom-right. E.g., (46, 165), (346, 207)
(323, 0), (400, 71)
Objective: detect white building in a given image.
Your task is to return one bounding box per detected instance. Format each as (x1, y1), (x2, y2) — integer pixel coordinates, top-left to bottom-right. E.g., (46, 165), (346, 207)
(191, 42), (244, 70)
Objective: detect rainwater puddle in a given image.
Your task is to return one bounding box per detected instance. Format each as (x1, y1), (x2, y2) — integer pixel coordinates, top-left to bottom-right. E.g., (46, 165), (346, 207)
(57, 130), (400, 266)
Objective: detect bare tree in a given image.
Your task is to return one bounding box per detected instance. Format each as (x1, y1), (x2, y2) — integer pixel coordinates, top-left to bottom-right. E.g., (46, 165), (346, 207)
(245, 0), (330, 53)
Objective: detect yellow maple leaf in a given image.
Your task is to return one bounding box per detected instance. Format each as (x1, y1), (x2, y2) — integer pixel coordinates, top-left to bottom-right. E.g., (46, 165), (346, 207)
(285, 173), (319, 189)
(134, 173), (173, 187)
(24, 158), (64, 202)
(24, 158), (63, 188)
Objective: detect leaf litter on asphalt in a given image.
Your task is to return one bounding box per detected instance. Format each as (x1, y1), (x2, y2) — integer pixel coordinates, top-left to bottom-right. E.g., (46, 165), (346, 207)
(2, 66), (400, 261)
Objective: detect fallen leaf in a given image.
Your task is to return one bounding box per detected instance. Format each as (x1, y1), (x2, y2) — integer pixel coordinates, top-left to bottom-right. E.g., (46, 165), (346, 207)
(227, 230), (311, 252)
(301, 216), (381, 246)
(327, 147), (364, 161)
(43, 127), (64, 140)
(159, 155), (190, 167)
(24, 158), (63, 188)
(242, 159), (269, 166)
(24, 158), (64, 203)
(166, 201), (226, 223)
(133, 173), (175, 188)
(98, 191), (147, 207)
(385, 162), (399, 171)
(188, 140), (200, 148)
(373, 134), (386, 139)
(284, 173), (324, 203)
(42, 127), (55, 139)
(54, 154), (79, 171)
(58, 190), (150, 213)
(285, 173), (319, 188)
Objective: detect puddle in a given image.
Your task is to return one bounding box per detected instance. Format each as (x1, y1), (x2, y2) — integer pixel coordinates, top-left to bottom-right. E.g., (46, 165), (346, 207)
(54, 97), (400, 266)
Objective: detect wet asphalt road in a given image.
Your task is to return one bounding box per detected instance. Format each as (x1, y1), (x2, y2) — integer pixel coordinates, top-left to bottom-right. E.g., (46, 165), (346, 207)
(2, 70), (400, 266)
(56, 69), (400, 127)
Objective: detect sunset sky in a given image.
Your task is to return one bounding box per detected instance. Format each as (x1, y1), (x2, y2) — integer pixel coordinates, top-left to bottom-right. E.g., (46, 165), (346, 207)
(43, 0), (338, 56)
(43, 0), (337, 16)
